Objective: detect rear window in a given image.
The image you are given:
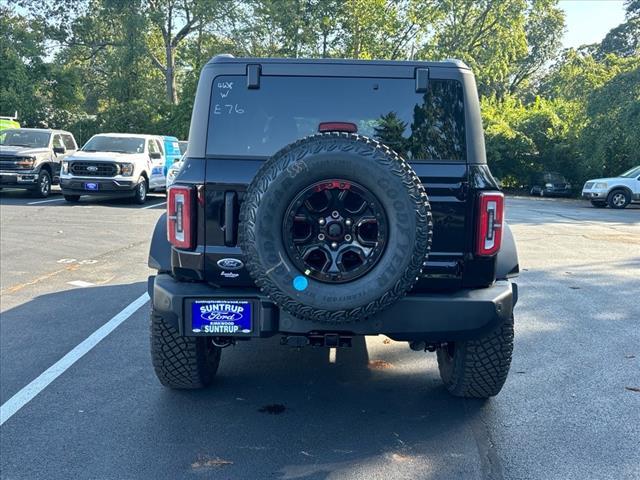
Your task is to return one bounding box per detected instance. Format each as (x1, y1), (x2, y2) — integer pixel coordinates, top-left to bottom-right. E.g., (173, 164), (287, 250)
(206, 76), (466, 161)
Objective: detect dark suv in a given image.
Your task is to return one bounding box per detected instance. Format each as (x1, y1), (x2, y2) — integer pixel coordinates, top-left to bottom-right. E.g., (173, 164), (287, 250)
(147, 56), (519, 398)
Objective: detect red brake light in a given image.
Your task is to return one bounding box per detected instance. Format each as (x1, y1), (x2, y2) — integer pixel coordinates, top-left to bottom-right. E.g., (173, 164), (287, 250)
(167, 185), (194, 249)
(476, 192), (504, 256)
(318, 122), (358, 133)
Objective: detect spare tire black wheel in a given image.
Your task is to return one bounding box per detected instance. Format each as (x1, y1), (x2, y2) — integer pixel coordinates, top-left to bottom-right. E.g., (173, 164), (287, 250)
(239, 132), (432, 323)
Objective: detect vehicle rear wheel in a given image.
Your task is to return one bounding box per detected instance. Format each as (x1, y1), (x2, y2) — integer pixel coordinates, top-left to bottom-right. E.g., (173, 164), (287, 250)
(607, 189), (630, 209)
(436, 315), (514, 398)
(133, 177), (148, 204)
(590, 200), (606, 208)
(32, 170), (51, 198)
(64, 194), (80, 203)
(150, 311), (221, 389)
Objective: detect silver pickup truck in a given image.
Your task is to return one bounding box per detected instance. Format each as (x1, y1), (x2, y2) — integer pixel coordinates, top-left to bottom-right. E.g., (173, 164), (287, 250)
(0, 128), (78, 197)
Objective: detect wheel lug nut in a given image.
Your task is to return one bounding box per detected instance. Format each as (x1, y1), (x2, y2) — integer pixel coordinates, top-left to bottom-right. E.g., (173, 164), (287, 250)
(345, 234), (352, 241)
(331, 242), (338, 249)
(318, 233), (325, 240)
(345, 219), (352, 226)
(318, 218), (326, 225)
(331, 210), (340, 219)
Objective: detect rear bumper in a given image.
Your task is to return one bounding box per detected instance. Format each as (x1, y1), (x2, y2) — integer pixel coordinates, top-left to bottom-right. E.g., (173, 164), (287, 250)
(60, 177), (135, 196)
(150, 273), (517, 342)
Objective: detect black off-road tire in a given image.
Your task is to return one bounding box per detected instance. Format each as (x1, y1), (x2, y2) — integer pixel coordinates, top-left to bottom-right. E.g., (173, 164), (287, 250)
(607, 189), (630, 209)
(64, 194), (80, 203)
(590, 200), (606, 208)
(436, 315), (514, 398)
(239, 132), (432, 324)
(150, 311), (221, 389)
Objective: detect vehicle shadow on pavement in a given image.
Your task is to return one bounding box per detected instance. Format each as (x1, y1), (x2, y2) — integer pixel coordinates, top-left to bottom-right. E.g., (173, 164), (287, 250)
(145, 335), (489, 479)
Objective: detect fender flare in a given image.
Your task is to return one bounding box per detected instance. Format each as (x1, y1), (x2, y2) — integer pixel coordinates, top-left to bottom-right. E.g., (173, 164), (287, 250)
(148, 213), (171, 272)
(607, 185), (633, 199)
(496, 222), (519, 279)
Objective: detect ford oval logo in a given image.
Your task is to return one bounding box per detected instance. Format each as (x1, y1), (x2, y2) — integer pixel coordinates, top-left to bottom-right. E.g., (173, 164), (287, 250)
(87, 165), (98, 172)
(217, 258), (244, 270)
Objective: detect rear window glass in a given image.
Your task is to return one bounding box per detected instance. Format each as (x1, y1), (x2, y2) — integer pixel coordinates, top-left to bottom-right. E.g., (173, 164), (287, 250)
(206, 76), (466, 161)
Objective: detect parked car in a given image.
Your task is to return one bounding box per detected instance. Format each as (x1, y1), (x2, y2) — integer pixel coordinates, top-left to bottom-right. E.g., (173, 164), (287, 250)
(165, 154), (184, 188)
(529, 172), (572, 197)
(178, 141), (188, 155)
(0, 128), (78, 197)
(582, 166), (640, 209)
(147, 55), (520, 399)
(60, 133), (165, 204)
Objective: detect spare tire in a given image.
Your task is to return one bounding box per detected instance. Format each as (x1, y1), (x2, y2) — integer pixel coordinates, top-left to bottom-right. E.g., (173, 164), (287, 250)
(239, 133), (432, 323)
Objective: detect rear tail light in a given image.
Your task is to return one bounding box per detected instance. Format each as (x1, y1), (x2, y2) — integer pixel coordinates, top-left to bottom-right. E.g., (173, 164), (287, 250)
(476, 192), (504, 256)
(167, 185), (194, 249)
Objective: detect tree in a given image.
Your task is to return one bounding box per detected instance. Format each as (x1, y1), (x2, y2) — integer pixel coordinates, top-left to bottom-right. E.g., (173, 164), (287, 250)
(508, 0), (565, 95)
(417, 0), (529, 96)
(145, 0), (235, 104)
(374, 112), (408, 156)
(579, 65), (640, 178)
(0, 6), (50, 126)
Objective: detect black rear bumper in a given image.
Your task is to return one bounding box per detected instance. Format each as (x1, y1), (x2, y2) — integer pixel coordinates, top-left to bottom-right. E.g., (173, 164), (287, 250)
(150, 274), (517, 342)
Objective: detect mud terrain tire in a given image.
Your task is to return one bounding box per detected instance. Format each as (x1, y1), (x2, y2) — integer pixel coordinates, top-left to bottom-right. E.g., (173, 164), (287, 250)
(150, 311), (221, 389)
(436, 315), (514, 398)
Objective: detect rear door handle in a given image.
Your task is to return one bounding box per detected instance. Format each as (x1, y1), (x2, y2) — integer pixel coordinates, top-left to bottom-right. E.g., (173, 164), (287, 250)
(223, 191), (237, 246)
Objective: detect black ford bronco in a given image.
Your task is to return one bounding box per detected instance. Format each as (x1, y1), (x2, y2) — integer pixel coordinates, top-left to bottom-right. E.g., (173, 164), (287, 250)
(148, 56), (519, 398)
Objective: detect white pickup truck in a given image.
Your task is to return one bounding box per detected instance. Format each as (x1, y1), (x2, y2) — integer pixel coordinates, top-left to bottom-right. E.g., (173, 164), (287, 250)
(60, 133), (166, 204)
(582, 165), (640, 209)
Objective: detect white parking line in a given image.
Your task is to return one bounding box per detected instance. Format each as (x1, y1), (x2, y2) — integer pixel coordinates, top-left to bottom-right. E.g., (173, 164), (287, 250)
(0, 292), (149, 427)
(27, 198), (65, 205)
(141, 201), (166, 210)
(67, 280), (95, 288)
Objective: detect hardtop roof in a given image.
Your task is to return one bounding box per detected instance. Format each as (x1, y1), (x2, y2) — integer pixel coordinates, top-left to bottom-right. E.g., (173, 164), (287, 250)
(206, 55), (470, 70)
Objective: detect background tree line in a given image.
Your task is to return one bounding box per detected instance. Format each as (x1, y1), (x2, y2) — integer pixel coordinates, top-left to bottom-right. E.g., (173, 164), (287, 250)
(1, 0), (638, 188)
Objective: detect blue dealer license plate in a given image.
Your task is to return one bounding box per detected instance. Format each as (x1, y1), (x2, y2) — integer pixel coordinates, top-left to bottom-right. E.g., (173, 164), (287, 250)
(84, 182), (98, 191)
(191, 300), (252, 335)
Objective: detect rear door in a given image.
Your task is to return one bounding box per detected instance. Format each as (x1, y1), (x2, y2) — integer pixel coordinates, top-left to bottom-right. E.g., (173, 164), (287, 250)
(201, 64), (475, 289)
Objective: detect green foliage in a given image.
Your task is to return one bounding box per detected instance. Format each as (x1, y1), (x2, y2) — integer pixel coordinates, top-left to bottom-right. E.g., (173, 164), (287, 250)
(3, 0), (638, 192)
(374, 112), (408, 156)
(579, 64), (640, 178)
(0, 7), (49, 125)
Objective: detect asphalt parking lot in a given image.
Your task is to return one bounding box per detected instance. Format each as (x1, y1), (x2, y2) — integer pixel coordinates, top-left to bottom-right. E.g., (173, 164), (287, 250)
(0, 190), (638, 480)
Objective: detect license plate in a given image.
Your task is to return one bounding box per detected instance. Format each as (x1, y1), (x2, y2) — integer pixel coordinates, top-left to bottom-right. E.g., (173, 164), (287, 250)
(191, 300), (252, 335)
(84, 182), (98, 191)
